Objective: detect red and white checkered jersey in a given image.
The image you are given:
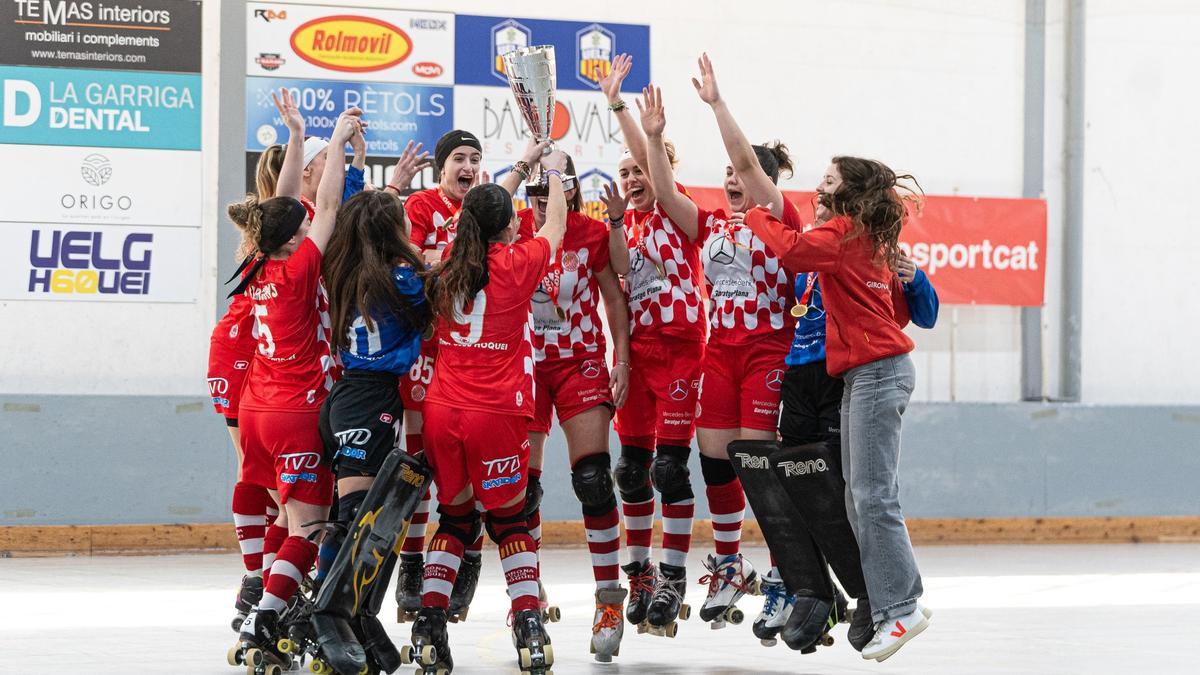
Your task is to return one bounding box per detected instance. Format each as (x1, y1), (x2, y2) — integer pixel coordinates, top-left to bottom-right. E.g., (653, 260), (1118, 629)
(405, 187), (461, 253)
(623, 204), (706, 342)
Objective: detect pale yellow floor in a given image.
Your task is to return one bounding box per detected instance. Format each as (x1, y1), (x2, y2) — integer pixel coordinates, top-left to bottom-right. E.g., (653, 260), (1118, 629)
(1, 544), (1197, 674)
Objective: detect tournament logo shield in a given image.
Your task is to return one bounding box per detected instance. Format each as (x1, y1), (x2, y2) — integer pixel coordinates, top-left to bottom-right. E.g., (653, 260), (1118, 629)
(491, 19), (532, 84)
(575, 24), (614, 89)
(579, 168), (614, 222)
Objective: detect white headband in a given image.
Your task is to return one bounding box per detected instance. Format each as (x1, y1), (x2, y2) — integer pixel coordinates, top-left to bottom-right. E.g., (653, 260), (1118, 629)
(302, 137), (329, 169)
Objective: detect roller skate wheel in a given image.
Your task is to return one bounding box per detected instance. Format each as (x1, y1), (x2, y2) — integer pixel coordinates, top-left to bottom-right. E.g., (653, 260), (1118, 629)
(543, 643), (555, 664)
(678, 604), (691, 621)
(245, 648), (263, 667)
(664, 622), (678, 638)
(308, 660), (326, 674)
(727, 607), (744, 624)
(227, 646), (243, 666)
(820, 633), (835, 647)
(265, 665), (282, 675)
(276, 638), (295, 654)
(399, 645), (414, 664)
(760, 638), (777, 647)
(518, 647), (532, 669)
(419, 644), (437, 664)
(545, 605), (561, 622)
(357, 665), (370, 675)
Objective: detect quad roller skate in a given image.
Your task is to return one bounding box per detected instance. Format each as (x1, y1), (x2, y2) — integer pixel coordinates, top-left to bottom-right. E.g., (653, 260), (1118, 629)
(511, 608), (555, 675)
(537, 581), (561, 623)
(400, 607), (453, 675)
(589, 587), (626, 663)
(621, 560), (656, 626)
(228, 608), (292, 675)
(232, 575), (264, 632)
(446, 554), (480, 623)
(642, 563), (690, 638)
(395, 554), (424, 623)
(697, 553), (759, 629)
(781, 587), (850, 654)
(752, 571), (796, 647)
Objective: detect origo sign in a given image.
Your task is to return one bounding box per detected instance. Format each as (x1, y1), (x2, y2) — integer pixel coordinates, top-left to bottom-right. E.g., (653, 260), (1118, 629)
(246, 2), (454, 85)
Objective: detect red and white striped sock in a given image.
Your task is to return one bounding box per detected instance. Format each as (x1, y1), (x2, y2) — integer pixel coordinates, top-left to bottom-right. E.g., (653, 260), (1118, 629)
(421, 502), (473, 609)
(622, 498), (654, 565)
(706, 478), (746, 557)
(232, 482), (271, 574)
(260, 521), (287, 588)
(490, 502), (539, 614)
(400, 433), (431, 556)
(661, 498), (695, 569)
(583, 504), (621, 589)
(528, 468), (543, 549)
(259, 536), (317, 613)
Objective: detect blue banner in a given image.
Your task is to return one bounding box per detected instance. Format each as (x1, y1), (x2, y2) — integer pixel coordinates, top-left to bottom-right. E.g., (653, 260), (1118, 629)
(245, 77), (453, 156)
(0, 66), (200, 150)
(454, 15), (650, 91)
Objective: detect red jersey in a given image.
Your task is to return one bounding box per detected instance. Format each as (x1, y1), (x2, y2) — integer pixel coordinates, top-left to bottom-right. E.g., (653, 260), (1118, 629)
(210, 293), (257, 363)
(623, 203), (706, 343)
(700, 199), (802, 346)
(744, 212), (914, 376)
(426, 237), (552, 418)
(406, 187), (461, 253)
(516, 209), (611, 362)
(240, 238), (338, 411)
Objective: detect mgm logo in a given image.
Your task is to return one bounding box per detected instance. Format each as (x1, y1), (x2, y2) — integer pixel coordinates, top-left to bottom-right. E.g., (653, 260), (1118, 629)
(778, 458), (829, 477)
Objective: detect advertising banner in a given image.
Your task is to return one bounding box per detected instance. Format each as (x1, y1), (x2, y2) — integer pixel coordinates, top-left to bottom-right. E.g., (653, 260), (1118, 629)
(0, 222), (201, 302)
(0, 65), (201, 150)
(688, 188), (1048, 306)
(454, 14), (650, 91)
(245, 151), (437, 196)
(245, 76), (453, 156)
(0, 0), (202, 73)
(245, 2), (454, 86)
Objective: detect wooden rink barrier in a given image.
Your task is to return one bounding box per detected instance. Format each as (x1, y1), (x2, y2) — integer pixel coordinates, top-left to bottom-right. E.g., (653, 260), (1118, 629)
(2, 517), (1198, 558)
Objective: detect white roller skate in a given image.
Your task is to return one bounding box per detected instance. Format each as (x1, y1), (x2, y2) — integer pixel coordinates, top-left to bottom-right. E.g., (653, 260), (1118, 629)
(590, 587), (626, 662)
(697, 553), (759, 629)
(752, 570), (795, 646)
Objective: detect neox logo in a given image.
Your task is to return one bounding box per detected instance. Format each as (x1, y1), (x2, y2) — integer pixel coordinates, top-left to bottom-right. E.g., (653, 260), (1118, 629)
(27, 229), (152, 295)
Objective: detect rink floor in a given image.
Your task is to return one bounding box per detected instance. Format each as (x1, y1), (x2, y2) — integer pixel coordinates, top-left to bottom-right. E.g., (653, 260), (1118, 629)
(1, 543), (1197, 674)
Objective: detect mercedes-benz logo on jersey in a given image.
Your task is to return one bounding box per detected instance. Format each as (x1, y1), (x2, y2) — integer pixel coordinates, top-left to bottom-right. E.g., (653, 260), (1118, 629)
(707, 235), (736, 265)
(80, 154), (112, 186)
(630, 250), (646, 274)
(668, 378), (689, 401)
(765, 369), (784, 392)
(581, 359), (601, 379)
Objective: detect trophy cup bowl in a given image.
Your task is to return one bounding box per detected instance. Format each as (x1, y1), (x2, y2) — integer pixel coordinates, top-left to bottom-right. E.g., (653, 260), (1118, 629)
(504, 45), (576, 193)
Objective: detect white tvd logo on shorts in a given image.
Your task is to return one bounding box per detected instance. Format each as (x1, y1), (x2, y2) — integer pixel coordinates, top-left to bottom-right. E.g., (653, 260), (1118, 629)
(580, 359), (601, 379)
(481, 453), (523, 491)
(334, 428), (371, 446)
(765, 369), (784, 392)
(668, 379), (689, 401)
(207, 377), (228, 395)
(733, 452), (769, 470)
(279, 451), (321, 484)
(778, 458), (828, 477)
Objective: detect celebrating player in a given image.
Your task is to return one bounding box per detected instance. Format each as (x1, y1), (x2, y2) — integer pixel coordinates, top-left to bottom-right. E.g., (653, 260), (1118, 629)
(742, 156), (934, 662)
(406, 153), (568, 675)
(600, 55), (707, 636)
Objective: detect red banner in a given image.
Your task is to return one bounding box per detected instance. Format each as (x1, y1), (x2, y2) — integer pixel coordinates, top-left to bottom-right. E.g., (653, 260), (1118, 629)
(686, 187), (1047, 306)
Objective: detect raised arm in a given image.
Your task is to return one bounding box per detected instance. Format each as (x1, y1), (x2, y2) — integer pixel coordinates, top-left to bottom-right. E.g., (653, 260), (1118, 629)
(272, 88), (305, 199)
(385, 140), (431, 195)
(599, 54), (648, 173)
(601, 180), (631, 275)
(309, 110), (360, 253)
(535, 150), (569, 258)
(693, 53), (785, 219)
(597, 264), (631, 408)
(499, 140), (549, 196)
(742, 209), (842, 273)
(638, 86), (698, 240)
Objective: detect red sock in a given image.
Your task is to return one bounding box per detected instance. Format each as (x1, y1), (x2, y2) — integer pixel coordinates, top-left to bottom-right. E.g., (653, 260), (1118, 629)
(259, 536), (317, 613)
(232, 482), (272, 573)
(660, 498), (695, 569)
(489, 502), (539, 614)
(622, 498), (654, 565)
(400, 434), (431, 556)
(706, 478), (746, 557)
(583, 504), (621, 588)
(261, 522), (287, 587)
(422, 502), (473, 609)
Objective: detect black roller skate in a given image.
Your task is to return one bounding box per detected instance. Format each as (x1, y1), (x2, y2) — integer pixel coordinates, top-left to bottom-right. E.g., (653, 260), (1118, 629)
(229, 608), (292, 675)
(621, 560), (655, 627)
(232, 575), (264, 632)
(395, 553), (424, 623)
(781, 589), (850, 654)
(447, 554), (480, 623)
(400, 607), (453, 674)
(643, 563), (690, 638)
(511, 608), (554, 675)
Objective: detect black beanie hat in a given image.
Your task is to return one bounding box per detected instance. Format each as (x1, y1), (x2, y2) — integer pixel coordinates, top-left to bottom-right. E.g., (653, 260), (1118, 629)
(434, 130), (483, 173)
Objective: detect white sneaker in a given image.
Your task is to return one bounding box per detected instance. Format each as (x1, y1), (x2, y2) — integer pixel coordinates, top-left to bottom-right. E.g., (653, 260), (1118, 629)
(860, 603), (931, 662)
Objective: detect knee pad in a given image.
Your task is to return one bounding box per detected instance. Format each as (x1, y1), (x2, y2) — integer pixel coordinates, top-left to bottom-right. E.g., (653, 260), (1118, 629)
(435, 504), (479, 547)
(483, 504), (528, 544)
(571, 453), (616, 513)
(523, 473), (543, 519)
(614, 446), (652, 501)
(337, 490), (368, 527)
(650, 446), (693, 503)
(700, 454), (738, 486)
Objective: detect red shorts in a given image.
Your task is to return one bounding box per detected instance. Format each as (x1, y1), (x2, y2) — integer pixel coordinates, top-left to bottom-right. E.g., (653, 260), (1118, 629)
(422, 404), (530, 511)
(207, 339), (252, 421)
(239, 408), (333, 506)
(614, 338), (705, 448)
(697, 337), (790, 431)
(398, 346), (436, 414)
(530, 355), (614, 434)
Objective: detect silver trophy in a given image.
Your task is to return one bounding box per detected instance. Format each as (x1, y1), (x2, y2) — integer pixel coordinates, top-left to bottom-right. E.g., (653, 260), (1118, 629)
(503, 45), (576, 193)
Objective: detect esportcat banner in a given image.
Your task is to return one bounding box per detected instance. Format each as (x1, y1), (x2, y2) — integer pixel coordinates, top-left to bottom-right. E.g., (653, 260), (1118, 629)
(688, 188), (1047, 307)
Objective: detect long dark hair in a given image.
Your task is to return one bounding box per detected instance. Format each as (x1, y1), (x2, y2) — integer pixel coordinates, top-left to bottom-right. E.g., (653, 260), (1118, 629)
(323, 190), (431, 352)
(822, 156), (923, 268)
(752, 141), (794, 185)
(431, 183), (513, 320)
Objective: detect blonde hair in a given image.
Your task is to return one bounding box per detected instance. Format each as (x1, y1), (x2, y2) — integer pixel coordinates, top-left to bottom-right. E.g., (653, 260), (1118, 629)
(227, 194), (262, 260)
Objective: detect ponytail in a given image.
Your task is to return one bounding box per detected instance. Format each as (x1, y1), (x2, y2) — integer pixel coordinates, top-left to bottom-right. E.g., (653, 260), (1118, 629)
(255, 145), (285, 200)
(753, 141), (794, 185)
(431, 183), (513, 320)
(227, 194), (262, 260)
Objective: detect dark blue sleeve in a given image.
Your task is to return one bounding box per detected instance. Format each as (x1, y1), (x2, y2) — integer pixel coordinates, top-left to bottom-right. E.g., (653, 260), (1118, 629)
(904, 269), (939, 329)
(342, 165), (365, 203)
(395, 268), (427, 307)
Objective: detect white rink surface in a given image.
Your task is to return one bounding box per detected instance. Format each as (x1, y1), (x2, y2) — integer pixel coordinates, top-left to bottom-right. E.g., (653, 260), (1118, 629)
(1, 544), (1198, 674)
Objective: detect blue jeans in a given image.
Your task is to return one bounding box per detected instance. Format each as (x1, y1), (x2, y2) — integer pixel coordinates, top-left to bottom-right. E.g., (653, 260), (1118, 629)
(840, 353), (922, 623)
